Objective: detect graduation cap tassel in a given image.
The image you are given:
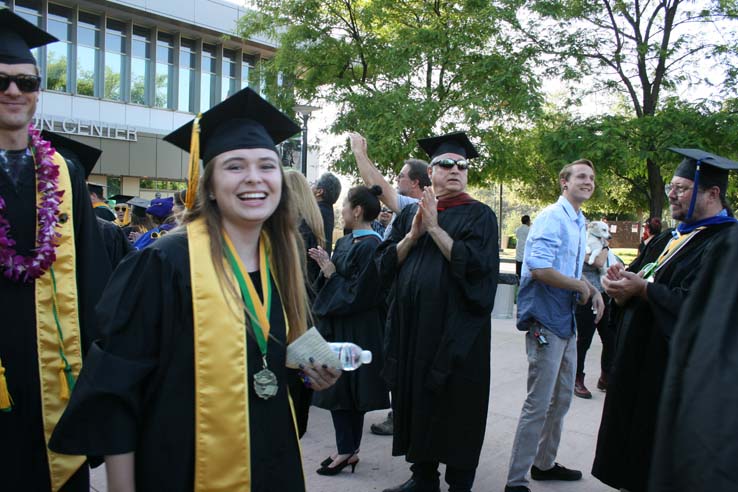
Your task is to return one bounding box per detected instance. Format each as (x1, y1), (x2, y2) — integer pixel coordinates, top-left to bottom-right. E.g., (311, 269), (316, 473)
(0, 358), (13, 411)
(685, 161), (701, 221)
(185, 114), (202, 210)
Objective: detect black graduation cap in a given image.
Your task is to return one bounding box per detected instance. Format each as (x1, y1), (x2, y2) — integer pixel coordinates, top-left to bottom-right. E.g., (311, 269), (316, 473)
(109, 194), (134, 205)
(163, 87), (301, 164)
(418, 131), (479, 161)
(0, 9), (59, 65)
(669, 147), (738, 220)
(670, 148), (738, 192)
(41, 130), (102, 179)
(127, 197), (150, 218)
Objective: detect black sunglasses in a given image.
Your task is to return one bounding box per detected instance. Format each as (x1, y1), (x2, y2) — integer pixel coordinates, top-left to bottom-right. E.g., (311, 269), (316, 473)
(431, 158), (470, 171)
(114, 206), (128, 212)
(0, 73), (42, 93)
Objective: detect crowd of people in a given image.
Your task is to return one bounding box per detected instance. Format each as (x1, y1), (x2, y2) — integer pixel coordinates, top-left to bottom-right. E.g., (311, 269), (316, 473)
(2, 8), (738, 492)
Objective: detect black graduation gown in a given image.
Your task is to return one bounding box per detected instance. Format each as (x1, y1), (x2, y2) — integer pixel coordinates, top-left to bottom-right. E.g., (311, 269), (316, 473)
(592, 222), (737, 492)
(648, 226), (738, 492)
(49, 232), (305, 492)
(93, 205), (116, 222)
(376, 201), (499, 468)
(312, 234), (390, 412)
(96, 217), (133, 268)
(0, 155), (111, 491)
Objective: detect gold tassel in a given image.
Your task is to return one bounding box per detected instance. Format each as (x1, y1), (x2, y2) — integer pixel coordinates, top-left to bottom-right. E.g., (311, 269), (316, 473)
(185, 114), (202, 209)
(59, 364), (70, 401)
(0, 358), (12, 411)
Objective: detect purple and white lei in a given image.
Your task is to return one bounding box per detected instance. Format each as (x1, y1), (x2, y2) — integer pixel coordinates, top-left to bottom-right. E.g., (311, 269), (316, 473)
(0, 124), (64, 282)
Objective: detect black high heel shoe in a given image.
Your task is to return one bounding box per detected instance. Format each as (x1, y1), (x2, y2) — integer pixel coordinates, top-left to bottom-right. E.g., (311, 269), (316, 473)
(316, 455), (359, 476)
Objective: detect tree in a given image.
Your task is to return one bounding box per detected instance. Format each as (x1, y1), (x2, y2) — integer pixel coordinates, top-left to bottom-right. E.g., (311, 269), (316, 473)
(237, 0), (541, 183)
(506, 98), (738, 216)
(512, 0), (738, 216)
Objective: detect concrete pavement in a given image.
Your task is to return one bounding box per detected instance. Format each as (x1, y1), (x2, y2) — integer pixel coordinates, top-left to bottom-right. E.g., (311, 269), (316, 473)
(89, 309), (614, 491)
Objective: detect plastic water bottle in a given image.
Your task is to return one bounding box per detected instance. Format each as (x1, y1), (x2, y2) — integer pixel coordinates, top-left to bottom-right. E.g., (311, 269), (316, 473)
(329, 343), (372, 371)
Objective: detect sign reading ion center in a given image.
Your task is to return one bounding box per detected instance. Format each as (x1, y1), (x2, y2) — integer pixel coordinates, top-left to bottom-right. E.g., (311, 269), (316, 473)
(33, 115), (138, 142)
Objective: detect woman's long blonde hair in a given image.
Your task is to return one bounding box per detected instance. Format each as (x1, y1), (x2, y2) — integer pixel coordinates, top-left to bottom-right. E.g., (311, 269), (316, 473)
(182, 160), (309, 342)
(284, 168), (325, 249)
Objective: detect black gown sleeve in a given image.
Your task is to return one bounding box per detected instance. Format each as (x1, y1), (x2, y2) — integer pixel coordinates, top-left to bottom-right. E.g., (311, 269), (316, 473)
(426, 206), (499, 391)
(68, 160), (113, 353)
(645, 232), (722, 340)
(50, 246), (179, 456)
(375, 203), (416, 289)
(312, 237), (381, 318)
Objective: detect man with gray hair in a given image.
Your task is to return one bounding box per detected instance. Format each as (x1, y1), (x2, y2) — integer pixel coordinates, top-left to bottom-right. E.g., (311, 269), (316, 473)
(313, 172), (342, 254)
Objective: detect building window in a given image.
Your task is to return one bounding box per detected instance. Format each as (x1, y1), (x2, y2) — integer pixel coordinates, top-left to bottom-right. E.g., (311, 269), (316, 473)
(104, 19), (127, 101)
(46, 3), (73, 92)
(155, 32), (174, 109)
(200, 43), (217, 111)
(178, 38), (197, 113)
(221, 49), (237, 101)
(241, 55), (253, 89)
(14, 0), (42, 63)
(77, 11), (101, 96)
(130, 26), (151, 105)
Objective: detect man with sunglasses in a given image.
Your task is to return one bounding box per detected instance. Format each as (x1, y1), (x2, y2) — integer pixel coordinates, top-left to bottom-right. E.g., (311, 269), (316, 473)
(592, 149), (738, 492)
(377, 131), (499, 492)
(0, 9), (110, 492)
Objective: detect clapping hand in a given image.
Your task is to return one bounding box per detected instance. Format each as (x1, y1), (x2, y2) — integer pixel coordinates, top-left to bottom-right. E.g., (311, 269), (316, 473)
(418, 188), (439, 231)
(308, 246), (336, 278)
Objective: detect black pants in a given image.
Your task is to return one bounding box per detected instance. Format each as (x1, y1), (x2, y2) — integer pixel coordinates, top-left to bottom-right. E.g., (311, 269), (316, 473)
(411, 462), (477, 492)
(331, 410), (365, 454)
(574, 293), (613, 377)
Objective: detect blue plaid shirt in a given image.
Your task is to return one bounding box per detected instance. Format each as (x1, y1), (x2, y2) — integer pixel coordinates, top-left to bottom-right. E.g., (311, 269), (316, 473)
(516, 196), (586, 339)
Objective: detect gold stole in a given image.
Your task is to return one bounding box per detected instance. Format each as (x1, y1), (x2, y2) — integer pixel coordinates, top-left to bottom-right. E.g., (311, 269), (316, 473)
(35, 153), (85, 491)
(188, 218), (253, 491)
(187, 218), (304, 491)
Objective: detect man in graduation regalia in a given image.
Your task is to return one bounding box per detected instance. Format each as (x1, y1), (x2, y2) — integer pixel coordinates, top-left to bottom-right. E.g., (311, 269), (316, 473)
(593, 148), (738, 492)
(0, 9), (111, 491)
(649, 224), (738, 492)
(377, 132), (499, 492)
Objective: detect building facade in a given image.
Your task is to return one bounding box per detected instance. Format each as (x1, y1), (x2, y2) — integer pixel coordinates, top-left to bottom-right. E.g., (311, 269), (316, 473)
(3, 0), (317, 199)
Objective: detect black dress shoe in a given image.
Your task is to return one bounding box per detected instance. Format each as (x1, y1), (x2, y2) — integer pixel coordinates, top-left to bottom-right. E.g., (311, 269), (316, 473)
(531, 463), (582, 481)
(315, 455), (359, 476)
(504, 486), (530, 492)
(382, 477), (440, 492)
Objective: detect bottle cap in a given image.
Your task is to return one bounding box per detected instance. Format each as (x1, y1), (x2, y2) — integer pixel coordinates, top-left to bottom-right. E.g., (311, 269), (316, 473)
(360, 350), (372, 365)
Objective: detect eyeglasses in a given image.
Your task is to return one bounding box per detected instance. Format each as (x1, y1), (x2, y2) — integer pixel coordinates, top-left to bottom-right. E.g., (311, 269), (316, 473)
(0, 73), (42, 93)
(380, 208), (391, 213)
(664, 184), (691, 197)
(431, 158), (469, 171)
(114, 206), (128, 211)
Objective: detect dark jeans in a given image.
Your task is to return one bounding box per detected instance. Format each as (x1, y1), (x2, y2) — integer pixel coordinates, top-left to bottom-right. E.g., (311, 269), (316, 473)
(574, 293), (613, 377)
(331, 410), (365, 454)
(411, 462), (477, 492)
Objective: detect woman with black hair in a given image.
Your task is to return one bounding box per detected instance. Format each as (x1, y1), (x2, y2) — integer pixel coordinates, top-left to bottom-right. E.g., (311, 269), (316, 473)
(309, 185), (390, 476)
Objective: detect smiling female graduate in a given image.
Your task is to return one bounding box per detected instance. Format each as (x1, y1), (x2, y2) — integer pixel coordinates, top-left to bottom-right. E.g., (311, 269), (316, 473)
(49, 88), (341, 492)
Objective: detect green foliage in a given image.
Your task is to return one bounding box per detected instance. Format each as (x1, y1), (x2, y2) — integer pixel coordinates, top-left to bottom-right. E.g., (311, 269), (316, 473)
(237, 0), (542, 180)
(504, 99), (738, 215)
(512, 0), (738, 215)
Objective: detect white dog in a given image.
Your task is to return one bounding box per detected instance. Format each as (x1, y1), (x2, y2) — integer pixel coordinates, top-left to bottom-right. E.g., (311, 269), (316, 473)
(586, 221), (612, 273)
